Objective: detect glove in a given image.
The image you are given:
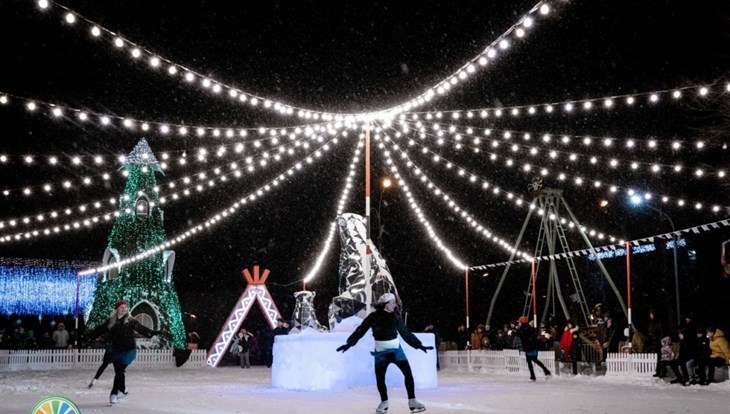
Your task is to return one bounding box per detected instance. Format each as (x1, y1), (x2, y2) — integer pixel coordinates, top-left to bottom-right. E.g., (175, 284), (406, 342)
(336, 344), (351, 353)
(419, 345), (434, 353)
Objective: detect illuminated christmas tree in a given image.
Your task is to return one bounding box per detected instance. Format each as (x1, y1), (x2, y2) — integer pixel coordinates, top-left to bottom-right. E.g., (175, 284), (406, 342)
(86, 139), (186, 349)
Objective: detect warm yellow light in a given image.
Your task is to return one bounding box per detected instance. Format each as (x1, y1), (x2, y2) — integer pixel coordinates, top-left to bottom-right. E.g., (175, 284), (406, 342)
(382, 178), (392, 189)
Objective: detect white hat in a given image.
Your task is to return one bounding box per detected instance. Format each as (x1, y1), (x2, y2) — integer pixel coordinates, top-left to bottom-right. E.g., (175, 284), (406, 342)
(377, 293), (396, 304)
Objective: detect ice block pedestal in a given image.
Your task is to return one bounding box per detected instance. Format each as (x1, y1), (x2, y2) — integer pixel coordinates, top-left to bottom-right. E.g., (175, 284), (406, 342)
(271, 331), (437, 391)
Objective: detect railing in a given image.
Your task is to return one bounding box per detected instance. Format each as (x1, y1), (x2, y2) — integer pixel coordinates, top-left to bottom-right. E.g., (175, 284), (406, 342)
(439, 349), (663, 377)
(0, 349), (208, 371)
(440, 349), (556, 375)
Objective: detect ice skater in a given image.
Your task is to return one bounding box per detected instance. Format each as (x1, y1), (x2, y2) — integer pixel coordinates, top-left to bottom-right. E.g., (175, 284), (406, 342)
(336, 293), (433, 413)
(100, 300), (159, 404)
(516, 315), (552, 381)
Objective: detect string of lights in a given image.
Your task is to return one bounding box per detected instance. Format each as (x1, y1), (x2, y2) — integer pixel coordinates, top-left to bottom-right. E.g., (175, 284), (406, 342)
(382, 123), (625, 246)
(301, 140), (361, 284)
(400, 117), (718, 153)
(379, 127), (535, 259)
(0, 124), (339, 199)
(0, 130), (347, 242)
(77, 133), (350, 275)
(0, 90), (332, 141)
(396, 119), (729, 213)
(372, 124), (469, 270)
(403, 79), (730, 118)
(33, 0), (558, 120)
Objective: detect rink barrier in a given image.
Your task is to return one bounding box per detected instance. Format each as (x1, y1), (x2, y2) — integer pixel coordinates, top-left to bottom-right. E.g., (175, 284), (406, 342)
(0, 348), (208, 371)
(440, 350), (556, 375)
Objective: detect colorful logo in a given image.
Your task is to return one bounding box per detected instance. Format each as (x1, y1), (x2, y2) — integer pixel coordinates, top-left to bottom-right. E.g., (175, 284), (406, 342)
(30, 395), (81, 414)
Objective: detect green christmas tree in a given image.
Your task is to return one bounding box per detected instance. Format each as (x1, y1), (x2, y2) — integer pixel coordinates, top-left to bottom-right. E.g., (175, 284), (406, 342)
(86, 139), (186, 349)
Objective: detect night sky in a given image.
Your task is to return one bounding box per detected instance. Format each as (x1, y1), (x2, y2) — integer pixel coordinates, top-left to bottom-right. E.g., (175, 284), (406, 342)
(1, 0), (729, 343)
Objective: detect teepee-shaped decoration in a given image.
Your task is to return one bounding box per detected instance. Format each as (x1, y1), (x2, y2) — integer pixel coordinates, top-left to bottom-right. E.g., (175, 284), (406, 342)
(86, 138), (186, 349)
(206, 266), (282, 367)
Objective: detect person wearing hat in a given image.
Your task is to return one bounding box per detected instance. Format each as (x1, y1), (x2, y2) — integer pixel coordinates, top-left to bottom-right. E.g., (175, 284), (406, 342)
(102, 299), (160, 404)
(336, 292), (432, 414)
(516, 315), (552, 381)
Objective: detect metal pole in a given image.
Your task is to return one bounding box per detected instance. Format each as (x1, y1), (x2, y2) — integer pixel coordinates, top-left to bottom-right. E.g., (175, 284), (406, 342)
(647, 205), (680, 327)
(74, 272), (80, 348)
(531, 259), (537, 327)
(625, 241), (632, 349)
(465, 268), (470, 330)
(364, 123), (372, 314)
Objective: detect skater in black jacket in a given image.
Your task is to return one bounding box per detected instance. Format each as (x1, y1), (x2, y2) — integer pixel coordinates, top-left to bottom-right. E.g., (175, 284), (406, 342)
(100, 300), (159, 404)
(516, 316), (552, 381)
(336, 293), (433, 414)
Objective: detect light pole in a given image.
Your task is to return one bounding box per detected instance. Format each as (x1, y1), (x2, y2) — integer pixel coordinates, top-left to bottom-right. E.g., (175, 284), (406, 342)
(630, 195), (681, 327)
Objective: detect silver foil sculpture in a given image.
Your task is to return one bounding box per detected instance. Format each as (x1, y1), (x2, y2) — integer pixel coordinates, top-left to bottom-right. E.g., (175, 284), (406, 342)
(328, 213), (399, 329)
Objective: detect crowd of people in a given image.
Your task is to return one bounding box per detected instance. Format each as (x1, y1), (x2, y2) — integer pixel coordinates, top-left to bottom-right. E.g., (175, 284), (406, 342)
(0, 320), (75, 350)
(451, 304), (729, 385)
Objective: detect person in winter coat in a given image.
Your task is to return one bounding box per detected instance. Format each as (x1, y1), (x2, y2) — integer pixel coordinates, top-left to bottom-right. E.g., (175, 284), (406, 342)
(560, 320), (579, 362)
(470, 325), (486, 350)
(560, 320), (580, 375)
(336, 293), (432, 414)
(516, 316), (552, 381)
(52, 323), (70, 349)
(103, 300), (159, 404)
(666, 328), (694, 385)
(646, 309), (664, 377)
(657, 336), (675, 378)
(692, 328), (712, 385)
(237, 329), (253, 368)
(704, 326), (730, 384)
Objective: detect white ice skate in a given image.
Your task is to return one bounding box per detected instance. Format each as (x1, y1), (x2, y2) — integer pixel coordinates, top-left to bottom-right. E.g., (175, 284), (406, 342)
(408, 398), (426, 413)
(109, 394), (117, 404)
(375, 400), (389, 414)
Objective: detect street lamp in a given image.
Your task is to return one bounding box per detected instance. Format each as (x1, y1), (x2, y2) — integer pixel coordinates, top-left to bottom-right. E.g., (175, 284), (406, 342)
(629, 195), (680, 327)
(376, 177), (392, 254)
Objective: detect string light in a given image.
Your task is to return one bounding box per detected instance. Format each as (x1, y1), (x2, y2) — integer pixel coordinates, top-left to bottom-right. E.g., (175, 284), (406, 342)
(379, 132), (533, 258)
(404, 79), (725, 119)
(0, 125), (335, 199)
(301, 143), (361, 283)
(0, 132), (338, 240)
(371, 127), (468, 269)
(35, 0), (558, 120)
(383, 123), (623, 245)
(0, 257), (96, 315)
(74, 134), (346, 275)
(397, 119), (729, 212)
(0, 90), (333, 141)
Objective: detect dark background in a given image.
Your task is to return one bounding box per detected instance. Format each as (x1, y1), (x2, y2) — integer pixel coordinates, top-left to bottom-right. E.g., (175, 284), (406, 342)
(1, 0), (729, 344)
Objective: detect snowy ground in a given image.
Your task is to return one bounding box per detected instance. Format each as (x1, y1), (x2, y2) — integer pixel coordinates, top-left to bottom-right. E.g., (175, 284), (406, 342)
(0, 366), (728, 414)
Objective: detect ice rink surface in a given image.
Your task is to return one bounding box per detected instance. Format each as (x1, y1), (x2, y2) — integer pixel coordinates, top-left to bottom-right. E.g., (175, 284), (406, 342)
(1, 365), (728, 414)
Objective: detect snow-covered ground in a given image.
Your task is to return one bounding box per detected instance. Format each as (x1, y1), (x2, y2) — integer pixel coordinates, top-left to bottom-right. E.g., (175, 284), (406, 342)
(1, 366), (728, 414)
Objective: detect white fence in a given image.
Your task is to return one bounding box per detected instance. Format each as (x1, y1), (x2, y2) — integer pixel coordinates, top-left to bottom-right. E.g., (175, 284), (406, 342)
(438, 350), (662, 377)
(0, 349), (208, 371)
(439, 350), (557, 375)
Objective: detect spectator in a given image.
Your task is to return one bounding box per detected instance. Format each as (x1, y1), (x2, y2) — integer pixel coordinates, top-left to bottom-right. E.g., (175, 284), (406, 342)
(37, 331), (53, 349)
(237, 329), (253, 369)
(666, 328), (693, 385)
(704, 326), (730, 384)
(560, 320), (579, 363)
(470, 325), (486, 350)
(647, 309), (664, 377)
(602, 313), (623, 354)
(657, 336), (675, 378)
(455, 325), (468, 350)
(267, 318), (289, 368)
(52, 323), (70, 349)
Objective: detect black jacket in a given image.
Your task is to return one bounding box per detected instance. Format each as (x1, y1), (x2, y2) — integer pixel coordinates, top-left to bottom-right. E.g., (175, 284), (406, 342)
(346, 308), (422, 349)
(517, 324), (539, 353)
(108, 317), (156, 351)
